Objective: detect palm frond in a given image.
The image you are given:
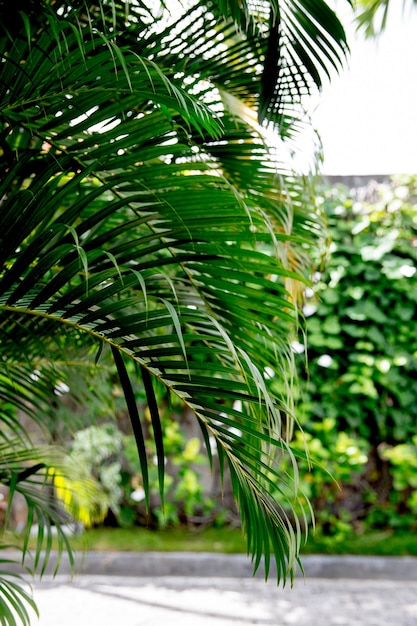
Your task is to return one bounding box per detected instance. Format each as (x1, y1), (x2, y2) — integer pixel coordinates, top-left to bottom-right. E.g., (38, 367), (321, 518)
(354, 0), (416, 36)
(0, 548), (38, 626)
(0, 440), (107, 565)
(132, 0), (349, 131)
(0, 0), (344, 587)
(0, 442), (71, 576)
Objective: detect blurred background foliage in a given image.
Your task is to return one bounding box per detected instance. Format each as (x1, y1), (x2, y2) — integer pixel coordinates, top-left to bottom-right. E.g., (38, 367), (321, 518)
(287, 174), (417, 543)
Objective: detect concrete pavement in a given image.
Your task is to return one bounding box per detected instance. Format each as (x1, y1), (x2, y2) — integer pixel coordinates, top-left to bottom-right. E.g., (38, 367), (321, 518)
(32, 572), (417, 626)
(14, 552), (417, 625)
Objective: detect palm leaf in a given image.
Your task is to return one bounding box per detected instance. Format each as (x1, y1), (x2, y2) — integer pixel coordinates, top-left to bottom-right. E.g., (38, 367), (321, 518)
(354, 0), (417, 36)
(0, 0), (346, 590)
(0, 439), (108, 563)
(0, 552), (38, 626)
(133, 0), (349, 130)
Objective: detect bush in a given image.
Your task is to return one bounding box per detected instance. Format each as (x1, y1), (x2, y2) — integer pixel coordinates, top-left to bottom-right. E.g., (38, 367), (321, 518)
(293, 176), (417, 534)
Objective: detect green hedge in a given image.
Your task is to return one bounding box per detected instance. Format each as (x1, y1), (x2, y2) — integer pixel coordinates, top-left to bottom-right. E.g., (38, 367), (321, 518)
(288, 175), (417, 535)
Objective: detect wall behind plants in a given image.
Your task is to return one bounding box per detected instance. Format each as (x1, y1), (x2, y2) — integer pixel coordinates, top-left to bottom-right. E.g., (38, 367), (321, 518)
(289, 175), (417, 537)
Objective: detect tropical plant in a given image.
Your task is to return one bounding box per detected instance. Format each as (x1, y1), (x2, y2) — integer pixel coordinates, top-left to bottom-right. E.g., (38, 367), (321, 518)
(354, 0), (417, 35)
(0, 0), (350, 622)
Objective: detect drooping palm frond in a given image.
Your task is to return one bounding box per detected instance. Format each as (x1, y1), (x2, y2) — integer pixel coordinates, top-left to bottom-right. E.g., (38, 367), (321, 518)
(127, 0), (350, 131)
(0, 437), (110, 626)
(0, 439), (106, 568)
(0, 0), (349, 606)
(0, 546), (38, 626)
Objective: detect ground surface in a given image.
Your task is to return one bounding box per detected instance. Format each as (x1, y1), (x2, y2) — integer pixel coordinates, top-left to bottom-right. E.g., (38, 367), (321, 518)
(19, 553), (417, 625)
(33, 574), (417, 626)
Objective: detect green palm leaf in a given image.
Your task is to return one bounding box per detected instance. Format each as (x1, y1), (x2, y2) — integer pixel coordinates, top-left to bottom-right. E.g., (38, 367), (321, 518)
(0, 1), (349, 611)
(131, 0), (349, 130)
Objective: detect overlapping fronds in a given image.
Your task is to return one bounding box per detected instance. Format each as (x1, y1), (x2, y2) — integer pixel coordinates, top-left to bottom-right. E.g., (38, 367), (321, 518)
(130, 0), (349, 130)
(0, 435), (112, 624)
(0, 545), (38, 626)
(0, 1), (350, 611)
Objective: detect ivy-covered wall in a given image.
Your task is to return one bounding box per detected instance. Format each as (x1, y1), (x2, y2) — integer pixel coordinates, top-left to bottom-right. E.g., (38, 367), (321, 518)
(288, 175), (417, 536)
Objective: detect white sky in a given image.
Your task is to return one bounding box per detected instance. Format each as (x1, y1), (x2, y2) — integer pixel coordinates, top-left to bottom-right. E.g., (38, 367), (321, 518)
(309, 2), (417, 175)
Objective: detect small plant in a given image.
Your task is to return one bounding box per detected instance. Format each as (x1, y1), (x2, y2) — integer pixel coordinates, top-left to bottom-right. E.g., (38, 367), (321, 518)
(379, 436), (417, 527)
(124, 414), (224, 528)
(61, 423), (125, 526)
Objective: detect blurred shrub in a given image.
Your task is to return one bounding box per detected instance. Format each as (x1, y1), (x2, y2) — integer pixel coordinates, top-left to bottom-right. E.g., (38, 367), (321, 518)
(63, 423), (125, 525)
(123, 410), (226, 528)
(291, 175), (417, 536)
(65, 411), (226, 529)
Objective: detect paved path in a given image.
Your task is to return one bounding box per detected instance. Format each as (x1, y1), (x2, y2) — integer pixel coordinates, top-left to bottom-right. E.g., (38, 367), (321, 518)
(32, 574), (417, 626)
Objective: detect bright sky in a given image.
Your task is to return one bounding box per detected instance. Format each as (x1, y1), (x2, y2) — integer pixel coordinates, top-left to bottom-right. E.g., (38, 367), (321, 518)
(309, 2), (417, 175)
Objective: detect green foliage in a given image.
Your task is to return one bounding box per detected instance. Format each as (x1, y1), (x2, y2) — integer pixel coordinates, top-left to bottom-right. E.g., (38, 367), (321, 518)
(272, 417), (369, 534)
(112, 417), (227, 529)
(306, 177), (417, 443)
(0, 544), (38, 626)
(354, 0), (417, 37)
(295, 176), (417, 535)
(62, 424), (124, 524)
(379, 436), (417, 522)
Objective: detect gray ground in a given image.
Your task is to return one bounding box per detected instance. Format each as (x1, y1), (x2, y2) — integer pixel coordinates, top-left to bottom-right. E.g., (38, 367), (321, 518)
(32, 574), (417, 626)
(11, 553), (417, 625)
